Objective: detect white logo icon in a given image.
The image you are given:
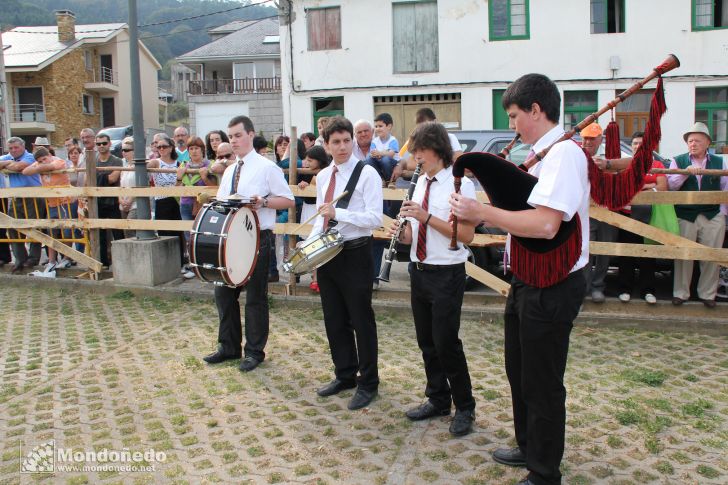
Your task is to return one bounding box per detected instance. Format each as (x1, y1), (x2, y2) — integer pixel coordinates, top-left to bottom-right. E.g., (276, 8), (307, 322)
(21, 440), (55, 473)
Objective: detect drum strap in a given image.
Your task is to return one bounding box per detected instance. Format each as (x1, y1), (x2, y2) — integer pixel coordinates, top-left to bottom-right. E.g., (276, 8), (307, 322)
(335, 161), (364, 211)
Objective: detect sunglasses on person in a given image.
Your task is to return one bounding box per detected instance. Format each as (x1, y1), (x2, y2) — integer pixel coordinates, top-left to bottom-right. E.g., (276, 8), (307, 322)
(218, 153), (234, 159)
(121, 148), (133, 153)
(95, 141), (109, 146)
(157, 144), (172, 149)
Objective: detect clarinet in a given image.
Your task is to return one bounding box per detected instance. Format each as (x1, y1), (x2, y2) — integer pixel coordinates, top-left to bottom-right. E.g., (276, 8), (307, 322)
(377, 162), (423, 282)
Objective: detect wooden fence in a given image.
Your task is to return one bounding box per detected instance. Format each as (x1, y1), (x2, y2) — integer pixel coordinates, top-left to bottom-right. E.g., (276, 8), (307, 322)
(1, 183), (727, 295)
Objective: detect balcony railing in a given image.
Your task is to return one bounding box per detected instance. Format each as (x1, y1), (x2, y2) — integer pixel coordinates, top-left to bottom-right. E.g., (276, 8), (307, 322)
(91, 66), (118, 86)
(188, 77), (281, 95)
(10, 104), (46, 122)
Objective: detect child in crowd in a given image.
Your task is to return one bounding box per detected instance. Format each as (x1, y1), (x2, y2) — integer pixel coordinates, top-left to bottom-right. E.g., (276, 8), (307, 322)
(367, 112), (400, 182)
(24, 147), (74, 272)
(297, 145), (331, 292)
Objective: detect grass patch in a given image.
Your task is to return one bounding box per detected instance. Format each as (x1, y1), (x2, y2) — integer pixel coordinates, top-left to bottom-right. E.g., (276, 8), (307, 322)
(111, 290), (135, 300)
(696, 465), (720, 479)
(620, 368), (667, 387)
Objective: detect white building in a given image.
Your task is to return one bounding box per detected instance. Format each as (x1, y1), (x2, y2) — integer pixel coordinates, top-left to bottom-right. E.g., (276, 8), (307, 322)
(177, 19), (283, 141)
(279, 0), (728, 157)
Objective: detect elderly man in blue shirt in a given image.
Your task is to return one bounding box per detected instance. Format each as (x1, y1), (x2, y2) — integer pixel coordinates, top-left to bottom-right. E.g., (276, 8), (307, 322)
(0, 137), (42, 272)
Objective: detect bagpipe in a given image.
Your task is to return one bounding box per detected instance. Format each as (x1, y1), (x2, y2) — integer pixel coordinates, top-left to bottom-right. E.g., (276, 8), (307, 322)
(451, 54), (680, 288)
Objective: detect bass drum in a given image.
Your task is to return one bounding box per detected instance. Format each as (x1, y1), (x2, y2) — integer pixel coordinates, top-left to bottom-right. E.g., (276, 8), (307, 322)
(189, 202), (260, 287)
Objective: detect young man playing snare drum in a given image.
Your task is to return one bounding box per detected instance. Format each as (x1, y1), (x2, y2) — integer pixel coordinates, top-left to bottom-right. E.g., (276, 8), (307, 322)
(304, 116), (384, 410)
(202, 115), (294, 372)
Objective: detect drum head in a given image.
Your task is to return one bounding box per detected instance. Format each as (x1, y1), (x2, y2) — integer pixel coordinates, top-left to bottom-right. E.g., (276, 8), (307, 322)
(223, 206), (260, 286)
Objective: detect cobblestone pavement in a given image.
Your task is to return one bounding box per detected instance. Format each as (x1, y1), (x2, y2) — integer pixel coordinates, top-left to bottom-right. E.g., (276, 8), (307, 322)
(0, 283), (726, 485)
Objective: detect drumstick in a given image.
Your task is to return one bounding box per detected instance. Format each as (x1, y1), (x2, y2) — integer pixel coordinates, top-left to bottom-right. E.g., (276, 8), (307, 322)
(293, 191), (349, 232)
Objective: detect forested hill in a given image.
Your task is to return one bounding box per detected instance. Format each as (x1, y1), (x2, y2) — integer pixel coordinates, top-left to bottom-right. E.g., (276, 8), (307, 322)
(1, 0), (278, 77)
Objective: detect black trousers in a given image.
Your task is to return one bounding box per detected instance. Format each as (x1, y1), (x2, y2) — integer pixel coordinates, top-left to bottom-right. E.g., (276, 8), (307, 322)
(504, 270), (586, 485)
(410, 262), (474, 411)
(155, 197), (185, 266)
(617, 228), (657, 297)
(213, 230), (272, 361)
(97, 204), (124, 267)
(317, 237), (379, 392)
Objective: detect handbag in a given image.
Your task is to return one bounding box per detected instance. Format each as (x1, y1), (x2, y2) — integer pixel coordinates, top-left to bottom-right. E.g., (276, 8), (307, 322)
(644, 204), (680, 245)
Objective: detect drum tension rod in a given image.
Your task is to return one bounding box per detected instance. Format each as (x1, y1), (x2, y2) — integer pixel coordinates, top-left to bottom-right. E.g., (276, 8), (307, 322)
(190, 230), (228, 238)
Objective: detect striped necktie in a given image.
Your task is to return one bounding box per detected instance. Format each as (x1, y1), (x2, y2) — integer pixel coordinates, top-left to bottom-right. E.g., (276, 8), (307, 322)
(229, 159), (244, 196)
(416, 177), (436, 262)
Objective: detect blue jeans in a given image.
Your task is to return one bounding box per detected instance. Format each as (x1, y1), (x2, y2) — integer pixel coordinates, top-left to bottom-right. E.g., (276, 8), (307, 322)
(180, 203), (194, 243)
(365, 155), (397, 182)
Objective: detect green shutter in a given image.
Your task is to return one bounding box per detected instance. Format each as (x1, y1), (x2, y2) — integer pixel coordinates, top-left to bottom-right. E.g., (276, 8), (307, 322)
(492, 90), (509, 129)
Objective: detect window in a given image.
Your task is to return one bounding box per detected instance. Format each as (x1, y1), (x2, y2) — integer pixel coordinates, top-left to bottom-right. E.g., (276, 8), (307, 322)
(82, 94), (94, 114)
(591, 0), (625, 33)
(307, 7), (341, 50)
(693, 0), (728, 30)
(312, 97), (344, 137)
(392, 0), (439, 73)
(695, 86), (728, 151)
(84, 50), (93, 70)
(564, 91), (598, 131)
(489, 0), (529, 40)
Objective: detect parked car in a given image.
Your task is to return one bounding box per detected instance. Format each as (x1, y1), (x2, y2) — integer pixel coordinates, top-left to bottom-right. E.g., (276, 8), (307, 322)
(97, 125), (133, 157)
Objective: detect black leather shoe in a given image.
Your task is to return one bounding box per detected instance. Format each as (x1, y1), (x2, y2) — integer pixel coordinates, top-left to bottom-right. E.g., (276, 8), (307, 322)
(316, 379), (356, 397)
(700, 298), (717, 308)
(405, 401), (451, 421)
(449, 409), (475, 436)
(672, 297), (686, 306)
(348, 389), (377, 410)
(492, 447), (526, 467)
(10, 262), (24, 274)
(202, 350), (240, 364)
(239, 356), (262, 372)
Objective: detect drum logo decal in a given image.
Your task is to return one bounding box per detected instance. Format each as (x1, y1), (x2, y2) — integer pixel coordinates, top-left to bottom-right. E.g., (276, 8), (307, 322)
(245, 215), (253, 232)
(210, 216), (219, 223)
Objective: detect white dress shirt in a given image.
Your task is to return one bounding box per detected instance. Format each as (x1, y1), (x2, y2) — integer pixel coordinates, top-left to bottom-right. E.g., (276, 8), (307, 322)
(307, 153), (383, 241)
(407, 166), (475, 264)
(216, 150), (294, 230)
(524, 125), (590, 273)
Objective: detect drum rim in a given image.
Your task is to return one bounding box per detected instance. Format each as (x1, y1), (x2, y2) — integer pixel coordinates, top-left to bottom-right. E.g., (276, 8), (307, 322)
(190, 204), (212, 282)
(221, 206), (260, 287)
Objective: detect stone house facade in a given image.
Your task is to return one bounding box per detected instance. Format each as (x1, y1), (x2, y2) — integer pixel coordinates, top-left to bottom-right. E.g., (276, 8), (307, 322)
(4, 10), (161, 149)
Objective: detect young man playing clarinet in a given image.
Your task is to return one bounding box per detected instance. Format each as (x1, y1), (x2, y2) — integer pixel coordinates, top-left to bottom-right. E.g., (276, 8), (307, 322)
(450, 74), (589, 485)
(388, 121), (477, 437)
(203, 115), (294, 372)
(305, 116), (383, 410)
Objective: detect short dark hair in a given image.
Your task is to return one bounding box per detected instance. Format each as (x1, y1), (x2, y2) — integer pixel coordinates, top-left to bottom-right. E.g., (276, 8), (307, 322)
(502, 73), (561, 124)
(253, 135), (268, 152)
(374, 112), (394, 126)
(322, 116), (353, 143)
(408, 122), (454, 168)
(33, 147), (50, 159)
(186, 136), (206, 151)
(415, 108), (437, 124)
(205, 130), (229, 159)
(228, 115), (255, 133)
(305, 145), (330, 169)
(301, 132), (316, 143)
(95, 133), (111, 143)
(631, 131), (645, 142)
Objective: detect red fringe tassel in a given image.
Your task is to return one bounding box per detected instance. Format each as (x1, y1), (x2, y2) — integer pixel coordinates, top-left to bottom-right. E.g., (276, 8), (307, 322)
(605, 120), (621, 159)
(509, 216), (582, 288)
(588, 77), (667, 210)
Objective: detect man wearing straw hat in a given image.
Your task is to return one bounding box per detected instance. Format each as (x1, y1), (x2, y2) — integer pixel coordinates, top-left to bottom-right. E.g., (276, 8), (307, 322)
(667, 122), (728, 308)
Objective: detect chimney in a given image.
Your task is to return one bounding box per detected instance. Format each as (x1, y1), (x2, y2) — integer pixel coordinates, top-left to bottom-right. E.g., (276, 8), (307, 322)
(55, 10), (76, 43)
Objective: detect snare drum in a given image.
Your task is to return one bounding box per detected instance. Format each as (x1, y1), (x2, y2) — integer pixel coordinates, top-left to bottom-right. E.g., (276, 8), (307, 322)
(283, 229), (344, 275)
(189, 200), (260, 287)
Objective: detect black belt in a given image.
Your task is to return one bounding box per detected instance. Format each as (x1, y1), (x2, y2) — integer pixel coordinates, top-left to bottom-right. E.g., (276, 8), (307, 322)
(411, 262), (465, 272)
(343, 236), (371, 250)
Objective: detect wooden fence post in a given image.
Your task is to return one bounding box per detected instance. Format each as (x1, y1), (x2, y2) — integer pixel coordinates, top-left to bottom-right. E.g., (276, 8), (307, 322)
(287, 126), (298, 294)
(84, 149), (100, 265)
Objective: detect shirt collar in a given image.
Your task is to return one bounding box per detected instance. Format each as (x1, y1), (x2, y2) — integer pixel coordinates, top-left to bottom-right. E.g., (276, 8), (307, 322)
(424, 165), (451, 183)
(532, 125), (565, 154)
(689, 153), (708, 166)
(332, 153), (359, 175)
